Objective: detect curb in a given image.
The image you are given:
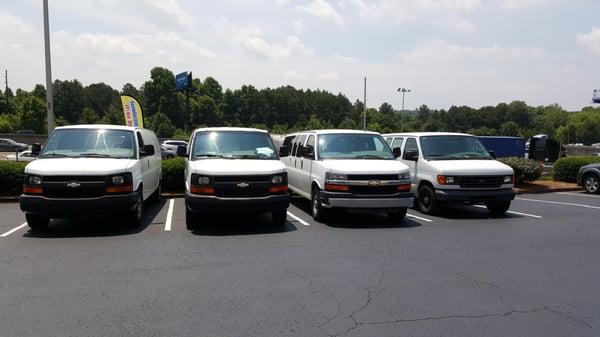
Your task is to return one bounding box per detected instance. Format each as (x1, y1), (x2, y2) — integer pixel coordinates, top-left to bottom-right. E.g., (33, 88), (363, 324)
(515, 187), (583, 195)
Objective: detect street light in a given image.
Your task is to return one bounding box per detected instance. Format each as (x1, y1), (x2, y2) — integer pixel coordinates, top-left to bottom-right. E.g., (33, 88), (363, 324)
(43, 0), (54, 134)
(397, 87), (411, 112)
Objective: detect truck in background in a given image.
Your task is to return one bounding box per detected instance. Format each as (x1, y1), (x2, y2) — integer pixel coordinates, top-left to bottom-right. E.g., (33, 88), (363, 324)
(478, 136), (525, 158)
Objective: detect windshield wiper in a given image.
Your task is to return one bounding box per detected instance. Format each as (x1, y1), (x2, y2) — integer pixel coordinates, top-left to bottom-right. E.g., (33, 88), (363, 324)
(79, 153), (113, 158)
(39, 153), (73, 158)
(354, 155), (390, 159)
(194, 153), (225, 158)
(229, 154), (269, 159)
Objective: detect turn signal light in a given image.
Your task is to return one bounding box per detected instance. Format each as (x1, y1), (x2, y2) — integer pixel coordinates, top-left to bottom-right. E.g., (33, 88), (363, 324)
(437, 175), (446, 185)
(105, 185), (133, 193)
(191, 186), (215, 195)
(23, 186), (43, 194)
(325, 183), (350, 192)
(269, 185), (288, 193)
(397, 183), (411, 192)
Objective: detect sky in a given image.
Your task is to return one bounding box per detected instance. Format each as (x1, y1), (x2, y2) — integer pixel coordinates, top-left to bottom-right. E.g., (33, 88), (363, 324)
(1, 0), (599, 111)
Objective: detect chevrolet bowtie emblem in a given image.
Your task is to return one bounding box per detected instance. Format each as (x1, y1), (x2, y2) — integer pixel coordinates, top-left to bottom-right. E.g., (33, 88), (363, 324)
(368, 180), (381, 186)
(66, 181), (81, 188)
(236, 182), (250, 188)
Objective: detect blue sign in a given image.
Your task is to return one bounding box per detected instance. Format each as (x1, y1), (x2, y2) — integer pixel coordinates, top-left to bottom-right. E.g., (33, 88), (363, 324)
(176, 71), (192, 90)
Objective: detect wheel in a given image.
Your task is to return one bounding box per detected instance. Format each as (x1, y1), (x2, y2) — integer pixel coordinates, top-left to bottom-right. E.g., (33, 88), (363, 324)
(417, 185), (439, 215)
(148, 181), (161, 203)
(271, 208), (287, 226)
(26, 213), (49, 230)
(388, 208), (407, 221)
(186, 208), (196, 230)
(583, 174), (600, 194)
(127, 190), (143, 227)
(486, 201), (511, 215)
(311, 189), (329, 222)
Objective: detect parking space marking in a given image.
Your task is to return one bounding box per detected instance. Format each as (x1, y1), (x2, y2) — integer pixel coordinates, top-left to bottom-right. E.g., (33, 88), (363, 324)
(287, 211), (311, 226)
(516, 197), (600, 210)
(406, 213), (433, 222)
(164, 199), (174, 231)
(472, 205), (542, 219)
(557, 192), (600, 198)
(1, 222), (27, 238)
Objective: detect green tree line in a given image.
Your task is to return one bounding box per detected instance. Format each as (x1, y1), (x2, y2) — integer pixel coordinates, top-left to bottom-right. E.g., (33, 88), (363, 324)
(1, 66), (599, 144)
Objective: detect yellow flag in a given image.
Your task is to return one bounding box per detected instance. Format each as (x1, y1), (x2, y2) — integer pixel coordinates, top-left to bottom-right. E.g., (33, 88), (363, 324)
(120, 95), (144, 128)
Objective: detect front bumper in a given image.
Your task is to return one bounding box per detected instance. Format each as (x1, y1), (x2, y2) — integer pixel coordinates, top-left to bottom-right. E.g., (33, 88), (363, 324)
(20, 192), (138, 216)
(435, 188), (515, 203)
(186, 192), (290, 213)
(319, 191), (414, 210)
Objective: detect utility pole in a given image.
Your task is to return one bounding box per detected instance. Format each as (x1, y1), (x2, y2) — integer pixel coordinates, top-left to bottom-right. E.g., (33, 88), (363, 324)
(43, 0), (55, 134)
(4, 70), (7, 109)
(397, 87), (411, 111)
(363, 77), (366, 130)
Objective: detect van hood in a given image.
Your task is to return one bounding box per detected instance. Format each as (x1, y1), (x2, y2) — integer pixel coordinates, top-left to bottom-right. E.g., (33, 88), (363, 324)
(322, 159), (409, 174)
(25, 158), (137, 176)
(189, 159), (286, 175)
(426, 159), (514, 175)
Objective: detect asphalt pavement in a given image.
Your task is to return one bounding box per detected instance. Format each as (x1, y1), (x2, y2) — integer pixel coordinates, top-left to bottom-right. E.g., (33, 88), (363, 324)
(1, 192), (599, 337)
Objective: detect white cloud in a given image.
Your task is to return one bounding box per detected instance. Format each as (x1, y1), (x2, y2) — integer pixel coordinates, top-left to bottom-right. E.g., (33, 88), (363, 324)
(329, 54), (359, 63)
(284, 70), (309, 79)
(299, 0), (345, 28)
(316, 72), (340, 82)
(142, 0), (193, 28)
(226, 21), (313, 59)
(0, 9), (33, 36)
(293, 19), (305, 34)
(577, 27), (600, 56)
(501, 0), (551, 10)
(400, 39), (544, 62)
(445, 17), (477, 32)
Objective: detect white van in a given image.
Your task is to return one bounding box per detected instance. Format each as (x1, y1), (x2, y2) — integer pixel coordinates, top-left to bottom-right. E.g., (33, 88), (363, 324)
(20, 125), (162, 229)
(184, 127), (290, 228)
(282, 130), (414, 221)
(384, 132), (515, 215)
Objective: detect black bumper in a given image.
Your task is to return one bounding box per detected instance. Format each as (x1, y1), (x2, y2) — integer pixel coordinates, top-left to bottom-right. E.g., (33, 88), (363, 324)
(186, 193), (290, 213)
(20, 193), (138, 216)
(435, 188), (515, 203)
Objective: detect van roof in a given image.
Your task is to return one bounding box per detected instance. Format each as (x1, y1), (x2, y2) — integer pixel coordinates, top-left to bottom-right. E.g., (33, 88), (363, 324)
(287, 129), (380, 136)
(55, 124), (138, 131)
(192, 127), (269, 133)
(383, 132), (473, 137)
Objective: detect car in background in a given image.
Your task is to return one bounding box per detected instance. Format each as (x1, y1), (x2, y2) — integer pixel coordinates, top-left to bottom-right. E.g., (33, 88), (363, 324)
(162, 140), (188, 154)
(15, 130), (36, 135)
(577, 163), (600, 194)
(160, 146), (177, 159)
(6, 150), (36, 162)
(0, 138), (28, 152)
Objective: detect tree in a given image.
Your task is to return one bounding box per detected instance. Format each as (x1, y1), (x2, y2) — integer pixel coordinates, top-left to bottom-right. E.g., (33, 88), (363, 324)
(151, 112), (176, 138)
(467, 127), (497, 136)
(80, 107), (99, 124)
(53, 79), (84, 124)
(191, 96), (220, 127)
(379, 102), (394, 115)
(143, 67), (183, 127)
(201, 76), (223, 103)
(338, 117), (357, 129)
(500, 121), (521, 137)
(19, 96), (46, 133)
(83, 83), (119, 117)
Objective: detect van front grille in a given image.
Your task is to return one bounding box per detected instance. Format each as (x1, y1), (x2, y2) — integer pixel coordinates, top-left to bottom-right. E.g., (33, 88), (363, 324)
(457, 176), (503, 188)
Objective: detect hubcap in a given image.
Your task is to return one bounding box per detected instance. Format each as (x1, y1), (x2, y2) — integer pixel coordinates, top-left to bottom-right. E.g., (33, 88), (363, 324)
(586, 177), (599, 192)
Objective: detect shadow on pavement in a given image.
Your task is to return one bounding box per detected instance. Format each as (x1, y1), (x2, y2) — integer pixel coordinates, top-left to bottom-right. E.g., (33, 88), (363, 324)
(190, 212), (297, 236)
(22, 199), (166, 238)
(429, 204), (526, 220)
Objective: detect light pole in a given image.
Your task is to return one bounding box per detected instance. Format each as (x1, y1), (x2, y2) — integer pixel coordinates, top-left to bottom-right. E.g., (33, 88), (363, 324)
(43, 0), (54, 134)
(397, 87), (411, 112)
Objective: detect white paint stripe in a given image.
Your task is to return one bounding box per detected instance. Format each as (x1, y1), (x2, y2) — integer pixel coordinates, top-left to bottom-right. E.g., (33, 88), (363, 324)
(406, 213), (433, 222)
(557, 192), (600, 198)
(516, 197), (600, 210)
(1, 222), (28, 237)
(287, 211), (311, 226)
(472, 205), (542, 218)
(164, 199), (174, 231)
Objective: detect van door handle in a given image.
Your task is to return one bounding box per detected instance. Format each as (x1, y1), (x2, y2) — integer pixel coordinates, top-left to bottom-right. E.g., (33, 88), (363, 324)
(301, 160), (303, 169)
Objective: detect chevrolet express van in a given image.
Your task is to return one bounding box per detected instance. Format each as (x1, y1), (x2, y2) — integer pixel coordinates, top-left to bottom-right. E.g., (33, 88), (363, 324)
(184, 127), (290, 229)
(282, 130), (414, 222)
(384, 132), (515, 215)
(20, 125), (162, 229)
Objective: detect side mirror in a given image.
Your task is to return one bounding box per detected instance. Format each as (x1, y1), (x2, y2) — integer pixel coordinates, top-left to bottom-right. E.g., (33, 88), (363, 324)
(303, 145), (315, 159)
(176, 145), (188, 157)
(141, 144), (155, 156)
(392, 147), (401, 158)
(31, 143), (41, 157)
(488, 150), (497, 159)
(279, 146), (289, 157)
(404, 150), (418, 161)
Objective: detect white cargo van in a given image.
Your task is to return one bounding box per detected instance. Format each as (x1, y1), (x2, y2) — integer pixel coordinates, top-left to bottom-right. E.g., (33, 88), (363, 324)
(384, 132), (515, 215)
(184, 127), (290, 228)
(20, 125), (162, 229)
(282, 130), (414, 221)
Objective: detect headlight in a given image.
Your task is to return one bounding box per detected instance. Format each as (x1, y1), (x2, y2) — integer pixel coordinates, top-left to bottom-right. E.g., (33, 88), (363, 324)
(111, 175), (125, 185)
(445, 176), (455, 184)
(437, 175), (457, 185)
(271, 175), (283, 184)
(398, 173), (410, 180)
(197, 176), (210, 185)
(28, 175), (42, 185)
(326, 172), (347, 181)
(503, 175), (513, 184)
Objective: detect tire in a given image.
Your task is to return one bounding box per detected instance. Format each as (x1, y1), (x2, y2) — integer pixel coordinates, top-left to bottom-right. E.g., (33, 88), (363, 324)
(26, 213), (49, 230)
(388, 207), (407, 221)
(583, 174), (600, 194)
(149, 181), (161, 203)
(311, 188), (329, 222)
(186, 208), (196, 230)
(127, 190), (143, 227)
(486, 201), (511, 215)
(271, 208), (287, 226)
(417, 185), (439, 215)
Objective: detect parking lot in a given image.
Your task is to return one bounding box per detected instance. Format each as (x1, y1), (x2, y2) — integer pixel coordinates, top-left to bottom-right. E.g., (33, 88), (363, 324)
(1, 192), (599, 337)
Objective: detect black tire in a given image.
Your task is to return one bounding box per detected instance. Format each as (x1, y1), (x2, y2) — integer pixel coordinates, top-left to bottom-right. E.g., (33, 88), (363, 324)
(271, 208), (287, 226)
(417, 185), (439, 215)
(388, 207), (407, 221)
(311, 188), (329, 222)
(149, 181), (161, 203)
(486, 201), (511, 215)
(26, 213), (49, 230)
(186, 208), (196, 230)
(583, 174), (600, 194)
(127, 190), (143, 227)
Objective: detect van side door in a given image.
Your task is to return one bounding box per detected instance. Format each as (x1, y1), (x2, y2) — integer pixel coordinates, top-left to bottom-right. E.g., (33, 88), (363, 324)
(299, 134), (315, 193)
(402, 137), (419, 186)
(136, 131), (151, 199)
(289, 134), (306, 189)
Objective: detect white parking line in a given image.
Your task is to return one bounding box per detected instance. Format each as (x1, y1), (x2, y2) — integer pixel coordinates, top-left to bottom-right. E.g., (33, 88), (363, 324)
(0, 222), (28, 237)
(557, 192), (600, 198)
(516, 197), (600, 210)
(406, 213), (433, 222)
(164, 199), (174, 231)
(472, 205), (542, 218)
(287, 211), (311, 226)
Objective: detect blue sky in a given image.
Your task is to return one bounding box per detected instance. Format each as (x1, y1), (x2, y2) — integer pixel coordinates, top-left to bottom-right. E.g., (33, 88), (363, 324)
(1, 0), (599, 111)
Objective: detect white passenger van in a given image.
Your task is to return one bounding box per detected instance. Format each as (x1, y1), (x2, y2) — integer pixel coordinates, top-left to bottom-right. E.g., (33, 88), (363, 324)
(384, 132), (515, 215)
(20, 125), (162, 230)
(281, 130), (414, 222)
(184, 127), (290, 228)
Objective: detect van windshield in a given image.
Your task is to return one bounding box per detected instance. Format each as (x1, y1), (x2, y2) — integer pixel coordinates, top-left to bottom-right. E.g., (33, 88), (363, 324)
(39, 129), (136, 159)
(420, 135), (492, 160)
(191, 131), (277, 160)
(318, 134), (394, 160)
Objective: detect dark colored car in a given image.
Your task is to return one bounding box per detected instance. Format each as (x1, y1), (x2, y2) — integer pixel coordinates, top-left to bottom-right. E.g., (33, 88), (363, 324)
(160, 146), (177, 159)
(0, 138), (28, 152)
(577, 163), (600, 194)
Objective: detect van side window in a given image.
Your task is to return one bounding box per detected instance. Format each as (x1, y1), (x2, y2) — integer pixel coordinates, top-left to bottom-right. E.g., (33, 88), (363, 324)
(136, 132), (144, 155)
(403, 138), (418, 159)
(385, 137), (392, 145)
(391, 137), (404, 150)
(282, 136), (295, 157)
(305, 135), (315, 157)
(294, 134), (307, 157)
